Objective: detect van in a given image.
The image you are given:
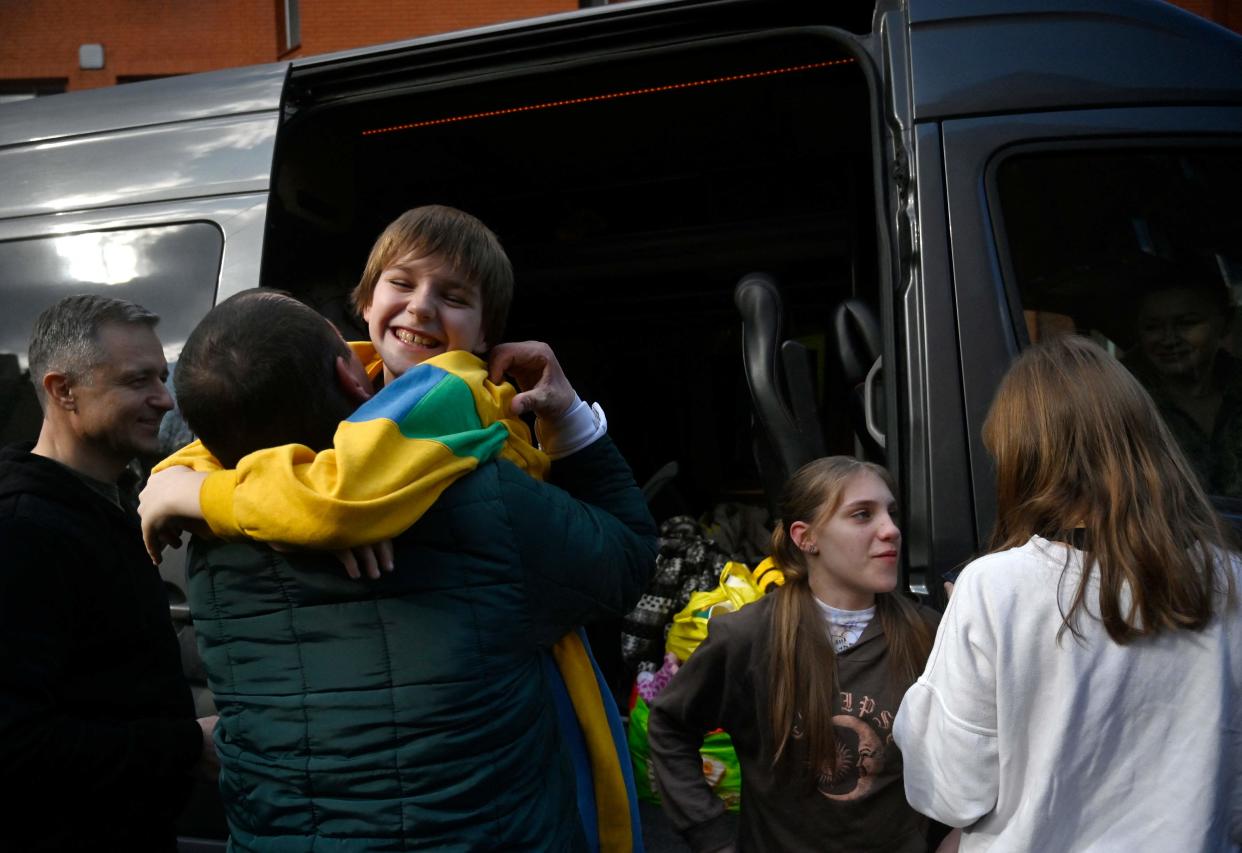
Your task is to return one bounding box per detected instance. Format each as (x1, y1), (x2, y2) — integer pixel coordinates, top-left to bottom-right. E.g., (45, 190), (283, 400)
(2, 0), (1240, 846)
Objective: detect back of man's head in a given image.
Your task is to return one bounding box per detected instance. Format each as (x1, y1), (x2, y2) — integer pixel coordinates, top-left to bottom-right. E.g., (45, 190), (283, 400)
(175, 290), (356, 468)
(27, 294), (159, 408)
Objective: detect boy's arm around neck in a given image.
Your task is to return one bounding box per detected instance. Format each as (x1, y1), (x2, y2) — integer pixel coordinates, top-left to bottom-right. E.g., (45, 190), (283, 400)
(154, 354), (549, 549)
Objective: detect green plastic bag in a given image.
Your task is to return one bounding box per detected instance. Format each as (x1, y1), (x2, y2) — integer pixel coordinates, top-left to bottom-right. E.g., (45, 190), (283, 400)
(627, 696), (742, 812)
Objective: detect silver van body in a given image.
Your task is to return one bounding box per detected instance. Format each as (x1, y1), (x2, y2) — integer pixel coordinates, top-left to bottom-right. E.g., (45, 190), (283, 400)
(1, 0), (1240, 846)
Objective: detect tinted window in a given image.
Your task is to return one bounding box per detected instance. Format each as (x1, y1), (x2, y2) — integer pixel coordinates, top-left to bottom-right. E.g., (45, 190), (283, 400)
(998, 147), (1242, 499)
(0, 223), (222, 445)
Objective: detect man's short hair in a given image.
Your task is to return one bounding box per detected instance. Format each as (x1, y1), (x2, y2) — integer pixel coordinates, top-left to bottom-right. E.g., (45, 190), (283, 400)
(27, 294), (160, 407)
(174, 290), (356, 469)
(352, 205), (514, 347)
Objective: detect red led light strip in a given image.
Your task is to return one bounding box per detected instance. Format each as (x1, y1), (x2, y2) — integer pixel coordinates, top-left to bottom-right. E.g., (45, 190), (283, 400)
(361, 58), (855, 136)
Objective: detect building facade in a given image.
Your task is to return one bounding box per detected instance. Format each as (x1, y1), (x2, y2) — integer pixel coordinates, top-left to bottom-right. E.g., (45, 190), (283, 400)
(0, 0), (1238, 100)
(0, 0), (580, 100)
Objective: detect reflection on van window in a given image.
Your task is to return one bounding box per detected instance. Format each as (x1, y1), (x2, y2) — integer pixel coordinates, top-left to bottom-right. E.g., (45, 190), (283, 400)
(1000, 148), (1242, 499)
(0, 223), (221, 446)
(56, 231), (150, 285)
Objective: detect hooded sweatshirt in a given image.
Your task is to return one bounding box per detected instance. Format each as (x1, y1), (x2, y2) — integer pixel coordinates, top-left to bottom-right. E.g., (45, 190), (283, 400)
(648, 592), (938, 853)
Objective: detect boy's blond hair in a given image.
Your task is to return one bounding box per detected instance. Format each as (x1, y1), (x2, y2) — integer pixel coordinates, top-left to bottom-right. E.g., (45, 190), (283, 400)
(352, 205), (514, 347)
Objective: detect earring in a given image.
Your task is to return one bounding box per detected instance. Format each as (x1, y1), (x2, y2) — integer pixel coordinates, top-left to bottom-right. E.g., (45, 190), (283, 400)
(806, 544), (818, 555)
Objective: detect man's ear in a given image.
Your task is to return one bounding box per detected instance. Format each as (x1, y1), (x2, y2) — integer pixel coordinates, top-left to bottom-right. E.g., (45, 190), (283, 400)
(334, 356), (372, 405)
(42, 372), (76, 412)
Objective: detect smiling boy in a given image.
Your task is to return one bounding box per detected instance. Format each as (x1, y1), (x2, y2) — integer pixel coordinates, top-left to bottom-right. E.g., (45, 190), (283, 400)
(360, 210), (509, 383)
(142, 206), (651, 851)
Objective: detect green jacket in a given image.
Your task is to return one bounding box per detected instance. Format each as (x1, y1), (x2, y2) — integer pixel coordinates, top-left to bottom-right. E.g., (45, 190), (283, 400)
(189, 435), (657, 852)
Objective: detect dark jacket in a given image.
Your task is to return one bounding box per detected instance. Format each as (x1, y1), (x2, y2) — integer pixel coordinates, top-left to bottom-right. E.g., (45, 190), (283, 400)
(0, 443), (201, 853)
(648, 593), (939, 853)
(188, 435), (658, 852)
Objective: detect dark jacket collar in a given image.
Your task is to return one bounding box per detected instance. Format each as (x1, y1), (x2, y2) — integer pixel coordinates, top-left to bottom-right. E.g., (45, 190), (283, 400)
(0, 442), (129, 522)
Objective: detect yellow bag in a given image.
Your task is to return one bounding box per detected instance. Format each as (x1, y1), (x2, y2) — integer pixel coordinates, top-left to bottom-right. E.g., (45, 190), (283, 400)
(752, 556), (785, 594)
(666, 560), (782, 662)
(653, 557), (785, 812)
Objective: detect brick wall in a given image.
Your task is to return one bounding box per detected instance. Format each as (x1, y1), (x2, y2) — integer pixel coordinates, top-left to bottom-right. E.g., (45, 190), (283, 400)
(1181, 0), (1240, 29)
(292, 0), (577, 59)
(0, 0), (574, 93)
(0, 0), (1236, 94)
(0, 0), (277, 91)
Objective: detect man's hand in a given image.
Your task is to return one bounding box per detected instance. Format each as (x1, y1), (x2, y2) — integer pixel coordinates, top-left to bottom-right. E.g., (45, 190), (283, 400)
(138, 466), (209, 564)
(488, 341), (576, 420)
(196, 715), (220, 782)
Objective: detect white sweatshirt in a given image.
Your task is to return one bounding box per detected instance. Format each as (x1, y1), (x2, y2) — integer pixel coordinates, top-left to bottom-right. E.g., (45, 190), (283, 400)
(893, 536), (1242, 853)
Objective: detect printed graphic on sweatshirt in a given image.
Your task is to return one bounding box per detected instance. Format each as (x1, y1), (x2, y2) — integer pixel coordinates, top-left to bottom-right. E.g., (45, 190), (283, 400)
(816, 691), (896, 801)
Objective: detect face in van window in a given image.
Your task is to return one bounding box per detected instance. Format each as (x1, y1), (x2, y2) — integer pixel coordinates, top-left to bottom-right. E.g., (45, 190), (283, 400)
(1135, 288), (1228, 382)
(362, 251), (488, 385)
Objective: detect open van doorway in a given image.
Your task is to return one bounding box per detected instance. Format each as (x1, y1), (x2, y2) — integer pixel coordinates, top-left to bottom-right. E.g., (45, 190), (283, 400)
(261, 25), (890, 698)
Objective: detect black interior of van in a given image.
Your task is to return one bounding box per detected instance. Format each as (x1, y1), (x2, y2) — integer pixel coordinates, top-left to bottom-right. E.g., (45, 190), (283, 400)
(262, 32), (882, 691)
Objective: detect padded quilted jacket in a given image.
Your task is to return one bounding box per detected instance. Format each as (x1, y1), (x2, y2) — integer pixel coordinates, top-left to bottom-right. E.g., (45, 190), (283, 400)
(188, 435), (657, 852)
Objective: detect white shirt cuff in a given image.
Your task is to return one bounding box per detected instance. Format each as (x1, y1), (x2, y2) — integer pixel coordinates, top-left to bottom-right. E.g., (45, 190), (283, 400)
(535, 395), (608, 460)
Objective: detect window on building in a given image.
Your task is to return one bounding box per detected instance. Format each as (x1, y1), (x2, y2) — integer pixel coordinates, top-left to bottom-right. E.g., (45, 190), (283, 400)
(996, 145), (1242, 500)
(277, 0), (301, 55)
(116, 74), (181, 85)
(0, 79), (67, 104)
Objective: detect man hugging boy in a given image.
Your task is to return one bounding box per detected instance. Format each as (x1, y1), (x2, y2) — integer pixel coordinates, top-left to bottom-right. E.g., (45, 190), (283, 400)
(141, 205), (655, 851)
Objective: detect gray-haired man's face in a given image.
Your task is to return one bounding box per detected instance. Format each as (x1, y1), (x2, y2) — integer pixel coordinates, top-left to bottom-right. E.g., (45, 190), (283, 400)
(69, 322), (173, 463)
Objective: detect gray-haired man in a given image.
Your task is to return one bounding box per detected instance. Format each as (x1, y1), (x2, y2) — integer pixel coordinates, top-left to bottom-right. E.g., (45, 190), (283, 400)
(0, 294), (215, 852)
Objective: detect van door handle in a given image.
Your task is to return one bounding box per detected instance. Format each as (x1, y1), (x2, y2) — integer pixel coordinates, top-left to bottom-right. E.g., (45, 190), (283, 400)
(864, 356), (885, 449)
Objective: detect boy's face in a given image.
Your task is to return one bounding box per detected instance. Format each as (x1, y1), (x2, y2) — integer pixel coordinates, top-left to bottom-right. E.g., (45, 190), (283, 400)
(363, 250), (488, 384)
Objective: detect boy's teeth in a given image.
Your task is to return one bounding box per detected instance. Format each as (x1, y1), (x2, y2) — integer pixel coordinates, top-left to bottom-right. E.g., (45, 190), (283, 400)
(395, 329), (436, 346)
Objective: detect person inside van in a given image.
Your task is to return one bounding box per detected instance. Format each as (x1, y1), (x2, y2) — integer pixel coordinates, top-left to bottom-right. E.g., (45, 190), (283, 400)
(1121, 255), (1242, 499)
(647, 455), (942, 853)
(164, 288), (655, 850)
(139, 205), (650, 851)
(894, 335), (1242, 852)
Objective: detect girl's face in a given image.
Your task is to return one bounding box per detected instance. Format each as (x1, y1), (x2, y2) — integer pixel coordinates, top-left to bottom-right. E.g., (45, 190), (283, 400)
(791, 470), (901, 611)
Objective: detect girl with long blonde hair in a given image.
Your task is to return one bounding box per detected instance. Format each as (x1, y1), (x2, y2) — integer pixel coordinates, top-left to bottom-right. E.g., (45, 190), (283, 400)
(648, 456), (937, 852)
(894, 334), (1241, 852)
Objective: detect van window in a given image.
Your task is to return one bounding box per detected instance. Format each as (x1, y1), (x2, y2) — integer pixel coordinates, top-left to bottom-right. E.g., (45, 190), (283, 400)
(0, 223), (222, 447)
(996, 146), (1242, 500)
